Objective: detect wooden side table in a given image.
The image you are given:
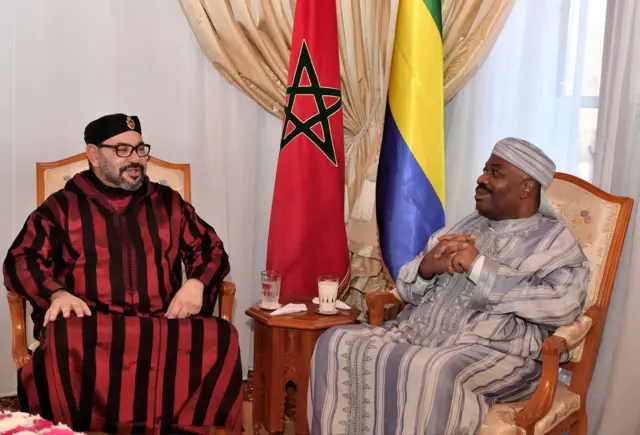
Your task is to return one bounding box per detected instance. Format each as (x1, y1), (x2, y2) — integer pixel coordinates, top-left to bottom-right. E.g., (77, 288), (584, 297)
(246, 297), (360, 435)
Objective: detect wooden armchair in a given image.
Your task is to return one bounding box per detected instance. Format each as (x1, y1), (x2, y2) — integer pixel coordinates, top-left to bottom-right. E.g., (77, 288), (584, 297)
(7, 153), (236, 434)
(366, 173), (633, 435)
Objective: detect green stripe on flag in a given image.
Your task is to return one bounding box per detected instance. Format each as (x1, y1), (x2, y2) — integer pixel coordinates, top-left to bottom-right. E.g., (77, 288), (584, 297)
(423, 0), (442, 38)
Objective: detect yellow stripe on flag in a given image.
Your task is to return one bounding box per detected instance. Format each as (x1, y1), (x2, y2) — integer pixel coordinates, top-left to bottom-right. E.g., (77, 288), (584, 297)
(388, 0), (445, 205)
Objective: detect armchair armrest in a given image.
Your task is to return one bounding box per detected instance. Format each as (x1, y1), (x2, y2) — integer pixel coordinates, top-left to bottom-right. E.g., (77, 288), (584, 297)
(553, 316), (592, 347)
(7, 291), (32, 369)
(515, 335), (568, 431)
(365, 291), (407, 326)
(218, 281), (235, 322)
(515, 306), (598, 432)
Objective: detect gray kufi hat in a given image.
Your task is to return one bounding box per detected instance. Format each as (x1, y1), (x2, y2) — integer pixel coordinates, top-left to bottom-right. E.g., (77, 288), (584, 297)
(491, 137), (558, 218)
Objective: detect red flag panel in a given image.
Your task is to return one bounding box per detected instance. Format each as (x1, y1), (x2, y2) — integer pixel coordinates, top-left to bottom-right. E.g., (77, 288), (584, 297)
(266, 0), (350, 297)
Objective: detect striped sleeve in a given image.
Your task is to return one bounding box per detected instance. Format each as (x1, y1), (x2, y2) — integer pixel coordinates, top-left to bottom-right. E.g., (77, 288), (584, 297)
(179, 199), (230, 307)
(395, 227), (448, 305)
(3, 210), (66, 310)
(470, 227), (590, 328)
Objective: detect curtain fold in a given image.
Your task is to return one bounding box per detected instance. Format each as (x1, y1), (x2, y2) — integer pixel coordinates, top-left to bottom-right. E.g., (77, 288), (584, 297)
(584, 0), (640, 433)
(443, 0), (515, 103)
(179, 0), (289, 116)
(338, 1), (400, 311)
(179, 0), (514, 311)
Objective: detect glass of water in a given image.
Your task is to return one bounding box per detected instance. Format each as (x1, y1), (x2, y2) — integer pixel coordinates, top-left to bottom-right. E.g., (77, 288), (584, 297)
(260, 270), (282, 310)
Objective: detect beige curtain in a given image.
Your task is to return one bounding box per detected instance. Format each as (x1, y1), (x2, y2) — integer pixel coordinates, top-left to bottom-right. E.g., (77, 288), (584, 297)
(178, 0), (291, 117)
(584, 0), (640, 432)
(179, 0), (514, 314)
(443, 0), (515, 104)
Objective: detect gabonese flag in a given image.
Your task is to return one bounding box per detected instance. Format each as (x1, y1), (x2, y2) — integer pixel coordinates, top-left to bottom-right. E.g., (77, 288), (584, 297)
(266, 0), (350, 297)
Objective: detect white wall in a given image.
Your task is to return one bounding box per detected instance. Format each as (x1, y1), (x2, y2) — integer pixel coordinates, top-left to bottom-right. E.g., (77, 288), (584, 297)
(0, 0), (280, 396)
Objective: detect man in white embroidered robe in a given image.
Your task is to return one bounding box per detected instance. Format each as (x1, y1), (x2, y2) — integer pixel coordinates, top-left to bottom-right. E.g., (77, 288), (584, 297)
(308, 138), (590, 435)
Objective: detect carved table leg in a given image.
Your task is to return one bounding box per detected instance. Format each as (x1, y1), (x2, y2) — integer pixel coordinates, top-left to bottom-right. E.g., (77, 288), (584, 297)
(252, 325), (264, 435)
(294, 330), (322, 435)
(265, 327), (286, 434)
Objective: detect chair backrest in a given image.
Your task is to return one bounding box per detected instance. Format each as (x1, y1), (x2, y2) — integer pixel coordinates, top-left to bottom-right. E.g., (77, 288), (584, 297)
(546, 173), (633, 395)
(36, 153), (191, 205)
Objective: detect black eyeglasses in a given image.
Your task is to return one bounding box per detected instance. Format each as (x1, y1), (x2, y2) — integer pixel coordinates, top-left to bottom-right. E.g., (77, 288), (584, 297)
(96, 143), (151, 158)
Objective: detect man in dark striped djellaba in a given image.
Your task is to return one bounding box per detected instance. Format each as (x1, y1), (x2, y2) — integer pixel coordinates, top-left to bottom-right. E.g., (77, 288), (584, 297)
(3, 113), (243, 434)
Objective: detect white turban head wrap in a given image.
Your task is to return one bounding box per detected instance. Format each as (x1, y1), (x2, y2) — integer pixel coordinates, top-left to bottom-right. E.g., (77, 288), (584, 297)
(491, 137), (558, 217)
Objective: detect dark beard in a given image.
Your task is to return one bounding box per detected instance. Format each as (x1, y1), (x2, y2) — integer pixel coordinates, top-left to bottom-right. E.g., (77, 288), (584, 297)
(99, 160), (145, 191)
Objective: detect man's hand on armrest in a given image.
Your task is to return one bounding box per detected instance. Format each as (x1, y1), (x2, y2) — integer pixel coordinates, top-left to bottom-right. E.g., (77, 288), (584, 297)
(44, 290), (92, 327)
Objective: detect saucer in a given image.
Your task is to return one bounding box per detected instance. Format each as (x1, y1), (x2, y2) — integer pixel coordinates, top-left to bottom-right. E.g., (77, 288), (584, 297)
(316, 308), (340, 316)
(259, 302), (282, 311)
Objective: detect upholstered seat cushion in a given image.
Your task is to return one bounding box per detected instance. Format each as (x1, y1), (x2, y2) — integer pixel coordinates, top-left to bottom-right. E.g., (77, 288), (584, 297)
(479, 384), (580, 435)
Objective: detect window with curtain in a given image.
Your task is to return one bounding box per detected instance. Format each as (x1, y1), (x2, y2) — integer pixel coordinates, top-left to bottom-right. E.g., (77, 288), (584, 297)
(559, 0), (607, 182)
(444, 0), (608, 223)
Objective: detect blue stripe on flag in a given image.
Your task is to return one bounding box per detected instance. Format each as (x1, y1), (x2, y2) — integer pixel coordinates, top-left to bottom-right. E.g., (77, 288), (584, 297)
(376, 106), (445, 279)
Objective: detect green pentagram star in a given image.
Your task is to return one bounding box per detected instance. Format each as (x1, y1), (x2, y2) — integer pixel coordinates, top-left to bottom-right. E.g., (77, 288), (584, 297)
(280, 40), (342, 166)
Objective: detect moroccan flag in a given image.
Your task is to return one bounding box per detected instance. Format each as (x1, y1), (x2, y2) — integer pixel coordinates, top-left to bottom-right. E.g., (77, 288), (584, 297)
(265, 0), (350, 297)
(376, 0), (445, 279)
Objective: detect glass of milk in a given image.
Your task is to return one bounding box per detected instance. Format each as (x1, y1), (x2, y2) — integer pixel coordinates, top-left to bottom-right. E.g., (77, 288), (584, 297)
(318, 275), (339, 313)
(260, 270), (282, 310)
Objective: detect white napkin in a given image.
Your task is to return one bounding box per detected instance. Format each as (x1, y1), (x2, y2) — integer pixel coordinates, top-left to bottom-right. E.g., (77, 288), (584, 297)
(269, 303), (308, 316)
(312, 297), (350, 310)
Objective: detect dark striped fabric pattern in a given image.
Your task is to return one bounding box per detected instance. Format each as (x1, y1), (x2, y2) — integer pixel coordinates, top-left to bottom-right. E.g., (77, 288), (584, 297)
(18, 313), (243, 434)
(4, 170), (241, 433)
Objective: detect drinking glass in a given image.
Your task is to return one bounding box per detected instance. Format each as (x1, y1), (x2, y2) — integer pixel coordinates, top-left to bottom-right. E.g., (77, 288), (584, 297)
(318, 275), (339, 313)
(260, 270), (282, 309)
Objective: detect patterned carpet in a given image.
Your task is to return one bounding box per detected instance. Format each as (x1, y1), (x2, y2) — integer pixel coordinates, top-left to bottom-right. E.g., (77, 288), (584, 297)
(0, 372), (297, 434)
